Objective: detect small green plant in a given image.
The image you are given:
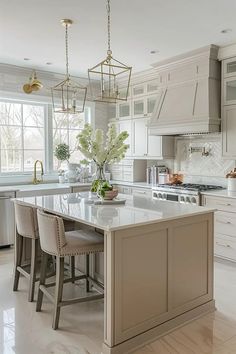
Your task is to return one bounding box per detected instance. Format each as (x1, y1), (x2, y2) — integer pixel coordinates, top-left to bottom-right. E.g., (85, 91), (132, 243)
(54, 143), (71, 162)
(97, 181), (113, 198)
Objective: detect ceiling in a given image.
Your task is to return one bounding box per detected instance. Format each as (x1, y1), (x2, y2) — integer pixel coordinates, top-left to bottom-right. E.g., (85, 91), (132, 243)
(1, 0), (236, 77)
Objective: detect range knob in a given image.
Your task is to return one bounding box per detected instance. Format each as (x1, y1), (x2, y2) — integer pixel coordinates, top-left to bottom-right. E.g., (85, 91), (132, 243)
(191, 197), (197, 205)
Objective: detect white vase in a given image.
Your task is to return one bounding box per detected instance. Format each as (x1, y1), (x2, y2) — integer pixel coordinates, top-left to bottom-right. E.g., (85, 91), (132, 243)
(228, 178), (236, 191)
(58, 175), (65, 184)
(65, 163), (80, 183)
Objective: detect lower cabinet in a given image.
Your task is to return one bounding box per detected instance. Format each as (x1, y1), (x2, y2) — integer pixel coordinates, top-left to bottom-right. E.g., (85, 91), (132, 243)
(203, 194), (236, 261)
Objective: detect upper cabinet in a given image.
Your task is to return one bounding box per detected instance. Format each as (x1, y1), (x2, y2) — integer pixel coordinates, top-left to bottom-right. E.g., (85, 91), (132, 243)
(132, 118), (175, 159)
(222, 105), (236, 159)
(118, 101), (131, 119)
(223, 58), (236, 78)
(221, 57), (236, 158)
(224, 77), (236, 105)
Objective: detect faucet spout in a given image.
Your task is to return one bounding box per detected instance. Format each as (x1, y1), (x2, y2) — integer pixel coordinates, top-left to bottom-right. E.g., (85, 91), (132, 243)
(33, 160), (44, 184)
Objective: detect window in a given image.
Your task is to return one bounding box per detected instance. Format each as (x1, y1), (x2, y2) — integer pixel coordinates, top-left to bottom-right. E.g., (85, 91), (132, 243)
(0, 98), (92, 176)
(53, 107), (91, 170)
(0, 101), (45, 173)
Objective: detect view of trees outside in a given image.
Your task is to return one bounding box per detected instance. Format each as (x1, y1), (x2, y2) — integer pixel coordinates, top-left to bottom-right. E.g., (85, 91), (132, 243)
(0, 102), (44, 173)
(0, 100), (90, 174)
(53, 108), (89, 170)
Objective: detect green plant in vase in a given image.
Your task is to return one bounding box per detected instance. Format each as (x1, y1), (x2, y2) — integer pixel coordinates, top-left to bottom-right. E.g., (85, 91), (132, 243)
(54, 143), (71, 164)
(76, 124), (129, 193)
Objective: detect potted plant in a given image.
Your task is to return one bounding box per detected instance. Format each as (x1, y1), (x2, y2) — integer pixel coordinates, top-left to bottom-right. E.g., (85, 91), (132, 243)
(54, 143), (79, 183)
(76, 123), (129, 193)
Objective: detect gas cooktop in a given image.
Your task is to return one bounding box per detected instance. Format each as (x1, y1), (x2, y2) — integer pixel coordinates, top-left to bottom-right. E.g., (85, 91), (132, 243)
(154, 183), (225, 192)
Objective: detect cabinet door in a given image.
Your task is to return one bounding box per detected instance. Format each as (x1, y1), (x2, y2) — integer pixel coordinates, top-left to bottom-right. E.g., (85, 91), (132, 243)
(108, 103), (117, 121)
(222, 105), (236, 159)
(118, 102), (130, 119)
(147, 135), (162, 158)
(147, 95), (157, 116)
(132, 84), (145, 97)
(133, 98), (145, 117)
(119, 120), (132, 157)
(147, 80), (159, 94)
(223, 58), (236, 78)
(133, 119), (147, 157)
(224, 78), (236, 105)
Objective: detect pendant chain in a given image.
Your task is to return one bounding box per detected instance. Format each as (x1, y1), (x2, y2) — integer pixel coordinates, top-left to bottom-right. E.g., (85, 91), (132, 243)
(107, 0), (111, 53)
(65, 23), (69, 78)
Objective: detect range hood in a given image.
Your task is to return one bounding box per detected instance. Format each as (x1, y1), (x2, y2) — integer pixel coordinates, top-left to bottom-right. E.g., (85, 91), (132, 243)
(149, 45), (221, 135)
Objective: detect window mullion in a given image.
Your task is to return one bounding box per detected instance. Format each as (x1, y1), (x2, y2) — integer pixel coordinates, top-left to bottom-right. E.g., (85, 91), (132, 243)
(21, 103), (24, 172)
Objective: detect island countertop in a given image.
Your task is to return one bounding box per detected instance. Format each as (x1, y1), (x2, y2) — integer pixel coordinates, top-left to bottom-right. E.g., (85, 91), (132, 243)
(15, 192), (215, 232)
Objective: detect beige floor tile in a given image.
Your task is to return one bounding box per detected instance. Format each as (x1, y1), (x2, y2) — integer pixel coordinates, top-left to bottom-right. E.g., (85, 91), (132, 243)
(2, 249), (236, 354)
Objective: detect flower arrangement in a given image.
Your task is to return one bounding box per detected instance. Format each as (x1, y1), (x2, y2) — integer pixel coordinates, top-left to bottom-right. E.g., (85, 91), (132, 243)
(54, 143), (71, 162)
(76, 123), (129, 192)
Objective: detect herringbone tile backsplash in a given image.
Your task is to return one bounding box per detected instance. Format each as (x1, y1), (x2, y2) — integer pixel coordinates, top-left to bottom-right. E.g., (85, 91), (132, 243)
(174, 134), (235, 185)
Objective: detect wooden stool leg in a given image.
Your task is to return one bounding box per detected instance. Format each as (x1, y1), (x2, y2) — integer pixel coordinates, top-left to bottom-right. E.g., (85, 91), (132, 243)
(28, 238), (38, 302)
(86, 254), (90, 292)
(36, 251), (48, 312)
(70, 256), (75, 283)
(13, 233), (23, 292)
(52, 257), (64, 330)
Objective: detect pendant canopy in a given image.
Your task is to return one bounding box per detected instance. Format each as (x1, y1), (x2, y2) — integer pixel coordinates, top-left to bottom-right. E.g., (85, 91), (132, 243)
(88, 0), (132, 104)
(51, 19), (87, 114)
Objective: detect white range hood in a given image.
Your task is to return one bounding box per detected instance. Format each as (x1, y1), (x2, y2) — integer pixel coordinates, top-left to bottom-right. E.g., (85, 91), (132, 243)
(149, 45), (221, 135)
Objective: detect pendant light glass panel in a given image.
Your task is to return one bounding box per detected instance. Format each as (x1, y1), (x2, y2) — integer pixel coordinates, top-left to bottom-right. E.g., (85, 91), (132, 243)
(51, 19), (87, 114)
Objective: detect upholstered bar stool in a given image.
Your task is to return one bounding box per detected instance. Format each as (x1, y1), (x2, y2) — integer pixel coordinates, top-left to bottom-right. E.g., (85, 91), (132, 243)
(13, 200), (39, 302)
(36, 209), (104, 330)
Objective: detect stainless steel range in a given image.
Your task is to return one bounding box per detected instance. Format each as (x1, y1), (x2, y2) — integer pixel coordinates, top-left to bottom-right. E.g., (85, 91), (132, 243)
(152, 184), (224, 205)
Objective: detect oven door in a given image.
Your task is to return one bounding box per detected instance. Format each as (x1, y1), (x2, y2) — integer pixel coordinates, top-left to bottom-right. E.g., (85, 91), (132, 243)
(152, 190), (180, 202)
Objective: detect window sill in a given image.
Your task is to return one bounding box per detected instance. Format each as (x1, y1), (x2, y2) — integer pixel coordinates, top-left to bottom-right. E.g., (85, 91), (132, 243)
(0, 173), (59, 186)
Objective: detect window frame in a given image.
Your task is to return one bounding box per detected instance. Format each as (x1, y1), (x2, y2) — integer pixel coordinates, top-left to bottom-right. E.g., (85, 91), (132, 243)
(0, 96), (95, 179)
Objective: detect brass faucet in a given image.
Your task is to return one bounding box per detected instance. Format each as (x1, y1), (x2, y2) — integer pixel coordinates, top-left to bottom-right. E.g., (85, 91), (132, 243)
(33, 160), (44, 184)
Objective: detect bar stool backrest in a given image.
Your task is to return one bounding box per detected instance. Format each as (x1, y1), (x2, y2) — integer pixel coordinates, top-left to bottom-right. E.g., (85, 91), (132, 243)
(37, 209), (67, 256)
(14, 200), (38, 239)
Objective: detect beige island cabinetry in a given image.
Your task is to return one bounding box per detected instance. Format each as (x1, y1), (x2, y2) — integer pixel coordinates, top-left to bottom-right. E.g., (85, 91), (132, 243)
(16, 193), (215, 354)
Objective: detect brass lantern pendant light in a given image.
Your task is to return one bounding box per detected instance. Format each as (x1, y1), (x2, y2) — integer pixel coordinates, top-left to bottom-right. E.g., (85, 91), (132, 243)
(51, 19), (87, 114)
(88, 0), (132, 103)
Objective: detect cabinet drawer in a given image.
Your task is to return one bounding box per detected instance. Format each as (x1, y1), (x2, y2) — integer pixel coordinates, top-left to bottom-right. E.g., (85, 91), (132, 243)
(123, 172), (133, 182)
(215, 211), (236, 238)
(204, 195), (236, 213)
(132, 188), (152, 197)
(215, 234), (236, 261)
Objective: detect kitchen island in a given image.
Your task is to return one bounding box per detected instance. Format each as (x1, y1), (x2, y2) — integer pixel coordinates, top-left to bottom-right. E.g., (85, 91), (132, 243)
(15, 193), (215, 354)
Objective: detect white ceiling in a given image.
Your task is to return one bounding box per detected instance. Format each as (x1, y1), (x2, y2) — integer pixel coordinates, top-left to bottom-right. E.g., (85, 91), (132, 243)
(1, 0), (236, 77)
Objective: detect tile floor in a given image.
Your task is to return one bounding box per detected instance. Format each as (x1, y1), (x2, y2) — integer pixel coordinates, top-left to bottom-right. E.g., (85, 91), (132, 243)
(1, 249), (236, 354)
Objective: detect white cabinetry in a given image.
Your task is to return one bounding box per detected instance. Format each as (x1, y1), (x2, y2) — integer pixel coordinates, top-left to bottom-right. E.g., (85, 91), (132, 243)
(222, 105), (236, 158)
(203, 194), (236, 262)
(133, 118), (175, 159)
(110, 160), (146, 182)
(221, 57), (236, 158)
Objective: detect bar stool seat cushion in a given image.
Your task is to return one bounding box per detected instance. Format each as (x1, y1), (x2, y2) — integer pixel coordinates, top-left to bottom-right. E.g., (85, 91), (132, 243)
(61, 230), (104, 257)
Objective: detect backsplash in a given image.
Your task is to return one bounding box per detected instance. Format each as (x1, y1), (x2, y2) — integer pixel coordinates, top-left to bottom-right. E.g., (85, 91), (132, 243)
(149, 134), (236, 187)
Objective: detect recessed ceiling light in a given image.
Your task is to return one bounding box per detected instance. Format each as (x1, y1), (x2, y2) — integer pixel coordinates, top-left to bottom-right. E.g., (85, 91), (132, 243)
(24, 58), (30, 61)
(46, 62), (53, 65)
(221, 28), (232, 34)
(150, 50), (159, 54)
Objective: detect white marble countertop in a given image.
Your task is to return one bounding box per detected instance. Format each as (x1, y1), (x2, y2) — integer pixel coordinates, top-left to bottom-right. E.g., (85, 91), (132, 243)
(111, 180), (152, 189)
(201, 189), (236, 199)
(0, 182), (91, 194)
(15, 192), (215, 232)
